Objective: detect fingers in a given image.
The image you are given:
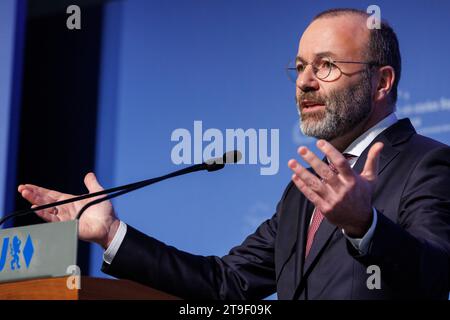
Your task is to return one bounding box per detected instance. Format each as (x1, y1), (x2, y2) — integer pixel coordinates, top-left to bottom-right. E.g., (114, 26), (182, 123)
(297, 146), (340, 186)
(19, 189), (60, 220)
(288, 159), (331, 198)
(18, 185), (52, 206)
(316, 140), (354, 178)
(291, 173), (329, 212)
(84, 172), (104, 193)
(361, 142), (384, 181)
(18, 184), (61, 205)
(17, 184), (68, 222)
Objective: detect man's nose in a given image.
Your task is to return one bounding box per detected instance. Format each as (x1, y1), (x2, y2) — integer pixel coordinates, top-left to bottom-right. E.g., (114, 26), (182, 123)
(296, 65), (319, 92)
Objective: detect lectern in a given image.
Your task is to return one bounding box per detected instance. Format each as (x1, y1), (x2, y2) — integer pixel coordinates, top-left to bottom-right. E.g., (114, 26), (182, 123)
(0, 221), (178, 300)
(0, 276), (178, 300)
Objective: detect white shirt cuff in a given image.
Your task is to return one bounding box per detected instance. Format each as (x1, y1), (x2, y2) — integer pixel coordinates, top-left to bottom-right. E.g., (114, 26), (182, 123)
(342, 208), (378, 255)
(103, 220), (127, 264)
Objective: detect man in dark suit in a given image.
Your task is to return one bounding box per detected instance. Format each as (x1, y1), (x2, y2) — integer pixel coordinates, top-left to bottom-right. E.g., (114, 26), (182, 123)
(18, 9), (450, 299)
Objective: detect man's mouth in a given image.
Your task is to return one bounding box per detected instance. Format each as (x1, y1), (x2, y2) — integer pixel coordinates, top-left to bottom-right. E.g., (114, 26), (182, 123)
(300, 100), (325, 112)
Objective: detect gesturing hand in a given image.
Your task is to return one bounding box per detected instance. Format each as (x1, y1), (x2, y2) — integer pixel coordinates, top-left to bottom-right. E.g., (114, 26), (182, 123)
(18, 172), (120, 249)
(288, 139), (384, 238)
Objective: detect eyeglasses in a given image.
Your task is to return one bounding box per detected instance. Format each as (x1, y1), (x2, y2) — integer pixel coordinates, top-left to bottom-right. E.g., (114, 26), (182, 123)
(286, 56), (379, 83)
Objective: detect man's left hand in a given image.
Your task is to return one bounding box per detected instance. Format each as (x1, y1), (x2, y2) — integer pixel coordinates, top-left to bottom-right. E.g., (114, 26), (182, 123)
(288, 139), (384, 238)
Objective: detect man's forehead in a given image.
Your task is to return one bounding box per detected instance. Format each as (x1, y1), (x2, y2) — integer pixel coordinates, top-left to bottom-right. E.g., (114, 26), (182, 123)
(296, 51), (339, 63)
(297, 15), (369, 60)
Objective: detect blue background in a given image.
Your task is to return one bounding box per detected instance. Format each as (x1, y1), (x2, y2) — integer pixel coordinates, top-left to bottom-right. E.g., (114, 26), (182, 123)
(0, 0), (18, 222)
(1, 0), (450, 299)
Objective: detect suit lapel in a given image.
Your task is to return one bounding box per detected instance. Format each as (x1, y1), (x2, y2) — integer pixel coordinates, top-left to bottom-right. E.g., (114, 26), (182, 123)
(352, 135), (399, 176)
(352, 118), (415, 175)
(275, 193), (301, 282)
(293, 199), (314, 285)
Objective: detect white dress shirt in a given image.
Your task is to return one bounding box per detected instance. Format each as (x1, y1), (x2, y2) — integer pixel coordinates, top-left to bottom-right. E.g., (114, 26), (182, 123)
(104, 113), (399, 263)
(103, 220), (127, 264)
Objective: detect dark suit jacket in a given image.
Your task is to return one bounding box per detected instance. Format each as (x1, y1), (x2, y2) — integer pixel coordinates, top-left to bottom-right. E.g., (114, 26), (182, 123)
(102, 118), (450, 299)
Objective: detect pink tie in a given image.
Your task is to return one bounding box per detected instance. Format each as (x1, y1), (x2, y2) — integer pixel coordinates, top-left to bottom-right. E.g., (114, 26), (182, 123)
(304, 153), (356, 258)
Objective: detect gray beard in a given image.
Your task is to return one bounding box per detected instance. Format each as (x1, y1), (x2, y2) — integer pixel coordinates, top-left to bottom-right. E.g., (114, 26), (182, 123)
(297, 73), (372, 141)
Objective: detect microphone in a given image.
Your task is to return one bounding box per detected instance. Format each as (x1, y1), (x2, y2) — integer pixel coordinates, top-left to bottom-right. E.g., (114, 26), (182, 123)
(0, 150), (242, 226)
(205, 150), (242, 171)
(72, 150), (242, 219)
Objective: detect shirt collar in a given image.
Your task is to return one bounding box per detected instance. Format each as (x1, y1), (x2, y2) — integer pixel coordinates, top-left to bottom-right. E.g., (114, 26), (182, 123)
(344, 112), (398, 159)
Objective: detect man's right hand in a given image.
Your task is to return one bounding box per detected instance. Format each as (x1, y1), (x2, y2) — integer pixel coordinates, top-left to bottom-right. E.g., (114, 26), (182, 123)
(18, 172), (120, 249)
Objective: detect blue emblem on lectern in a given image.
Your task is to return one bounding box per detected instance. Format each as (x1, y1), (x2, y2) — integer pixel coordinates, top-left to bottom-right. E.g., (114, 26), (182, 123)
(10, 236), (21, 270)
(0, 234), (34, 272)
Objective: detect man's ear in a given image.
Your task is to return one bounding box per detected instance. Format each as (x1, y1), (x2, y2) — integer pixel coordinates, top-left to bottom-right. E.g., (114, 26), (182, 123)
(374, 65), (395, 102)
